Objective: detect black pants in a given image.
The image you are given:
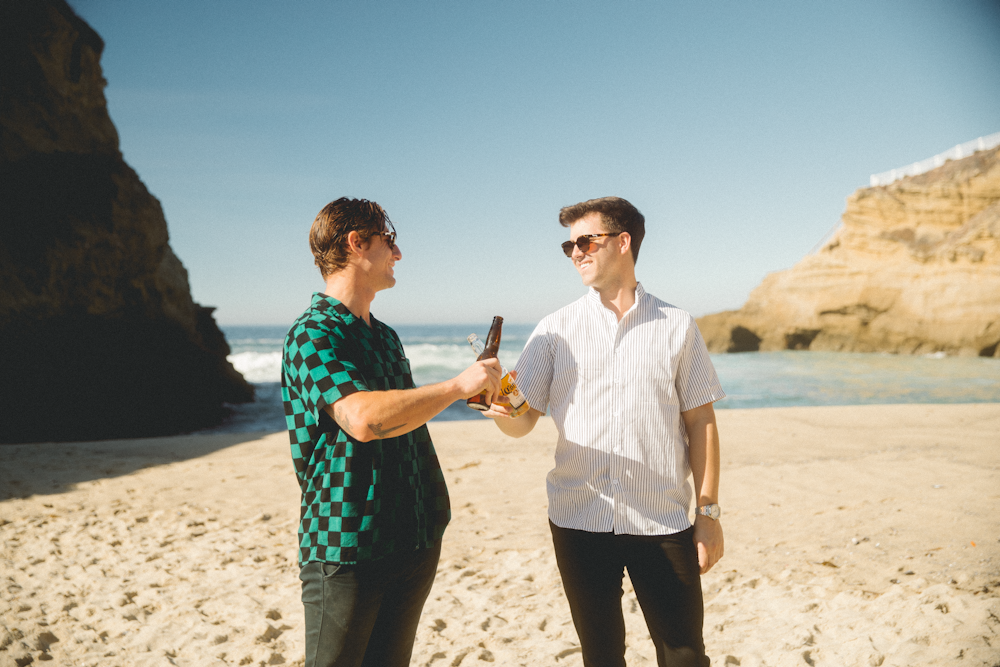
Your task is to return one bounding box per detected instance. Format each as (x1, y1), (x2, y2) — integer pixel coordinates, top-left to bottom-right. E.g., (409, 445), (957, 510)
(550, 522), (710, 667)
(298, 542), (441, 667)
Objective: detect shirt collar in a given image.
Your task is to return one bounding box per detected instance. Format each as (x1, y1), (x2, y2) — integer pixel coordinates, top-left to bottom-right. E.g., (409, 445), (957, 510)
(585, 281), (647, 315)
(313, 292), (359, 325)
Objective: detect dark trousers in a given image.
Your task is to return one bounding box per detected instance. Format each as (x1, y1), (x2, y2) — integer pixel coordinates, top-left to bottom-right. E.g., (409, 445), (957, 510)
(298, 542), (441, 667)
(550, 522), (710, 667)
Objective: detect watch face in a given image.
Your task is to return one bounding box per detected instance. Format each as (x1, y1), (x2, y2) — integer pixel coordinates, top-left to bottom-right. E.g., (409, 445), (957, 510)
(700, 504), (720, 520)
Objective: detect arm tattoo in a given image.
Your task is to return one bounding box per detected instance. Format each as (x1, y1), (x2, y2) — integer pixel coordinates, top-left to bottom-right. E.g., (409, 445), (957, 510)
(333, 403), (358, 439)
(368, 421), (407, 439)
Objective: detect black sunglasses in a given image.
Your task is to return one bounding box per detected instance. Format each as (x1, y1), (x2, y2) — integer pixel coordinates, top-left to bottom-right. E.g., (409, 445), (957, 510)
(561, 232), (621, 258)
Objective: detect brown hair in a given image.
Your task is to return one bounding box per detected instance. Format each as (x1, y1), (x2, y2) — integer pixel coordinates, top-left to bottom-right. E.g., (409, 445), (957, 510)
(309, 198), (395, 277)
(559, 196), (645, 263)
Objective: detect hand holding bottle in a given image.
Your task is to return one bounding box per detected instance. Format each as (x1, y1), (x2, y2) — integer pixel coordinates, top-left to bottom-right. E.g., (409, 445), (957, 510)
(467, 328), (530, 418)
(454, 356), (503, 405)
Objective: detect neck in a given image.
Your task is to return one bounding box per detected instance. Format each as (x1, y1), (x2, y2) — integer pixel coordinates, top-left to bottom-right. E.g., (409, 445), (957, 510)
(323, 269), (375, 325)
(593, 272), (638, 321)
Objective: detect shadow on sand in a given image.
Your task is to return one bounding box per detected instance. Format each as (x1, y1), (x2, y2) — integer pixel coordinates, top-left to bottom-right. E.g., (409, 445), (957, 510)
(0, 430), (283, 500)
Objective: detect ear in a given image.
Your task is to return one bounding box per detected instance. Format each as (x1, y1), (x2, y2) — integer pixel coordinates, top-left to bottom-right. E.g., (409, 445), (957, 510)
(617, 232), (631, 257)
(345, 230), (368, 257)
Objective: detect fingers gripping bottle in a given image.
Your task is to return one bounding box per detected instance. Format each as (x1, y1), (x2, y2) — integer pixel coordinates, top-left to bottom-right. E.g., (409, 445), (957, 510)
(466, 316), (503, 411)
(466, 331), (530, 418)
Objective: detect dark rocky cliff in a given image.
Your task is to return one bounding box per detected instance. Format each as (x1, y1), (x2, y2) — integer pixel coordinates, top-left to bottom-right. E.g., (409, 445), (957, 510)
(0, 0), (254, 443)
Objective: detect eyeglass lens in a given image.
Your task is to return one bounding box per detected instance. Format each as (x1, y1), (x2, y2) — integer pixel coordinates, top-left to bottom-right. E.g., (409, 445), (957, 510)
(561, 233), (620, 257)
(561, 237), (592, 257)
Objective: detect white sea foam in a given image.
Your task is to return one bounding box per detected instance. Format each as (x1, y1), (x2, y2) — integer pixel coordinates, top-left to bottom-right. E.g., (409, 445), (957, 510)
(402, 343), (521, 384)
(402, 343), (470, 372)
(229, 351), (282, 383)
(228, 344), (521, 387)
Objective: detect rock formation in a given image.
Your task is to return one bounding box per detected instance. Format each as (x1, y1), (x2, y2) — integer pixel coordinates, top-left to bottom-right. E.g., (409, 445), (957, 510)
(697, 145), (1000, 357)
(0, 0), (253, 443)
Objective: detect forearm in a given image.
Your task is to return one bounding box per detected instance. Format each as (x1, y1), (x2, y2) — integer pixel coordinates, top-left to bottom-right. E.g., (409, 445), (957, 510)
(683, 401), (724, 574)
(683, 403), (720, 506)
(492, 407), (543, 438)
(328, 379), (465, 442)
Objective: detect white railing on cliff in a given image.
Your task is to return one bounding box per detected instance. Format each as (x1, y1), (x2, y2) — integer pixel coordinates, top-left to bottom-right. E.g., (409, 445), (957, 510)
(809, 132), (1000, 254)
(869, 132), (1000, 187)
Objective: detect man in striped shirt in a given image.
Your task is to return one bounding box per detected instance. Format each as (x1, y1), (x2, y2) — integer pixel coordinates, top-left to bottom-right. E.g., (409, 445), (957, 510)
(489, 197), (725, 667)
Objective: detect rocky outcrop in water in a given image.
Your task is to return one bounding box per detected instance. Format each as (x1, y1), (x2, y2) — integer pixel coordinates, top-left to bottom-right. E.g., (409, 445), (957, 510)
(697, 146), (1000, 357)
(0, 0), (253, 443)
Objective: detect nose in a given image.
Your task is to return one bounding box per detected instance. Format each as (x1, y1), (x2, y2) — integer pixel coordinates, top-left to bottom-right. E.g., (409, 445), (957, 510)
(570, 241), (585, 261)
(392, 243), (402, 260)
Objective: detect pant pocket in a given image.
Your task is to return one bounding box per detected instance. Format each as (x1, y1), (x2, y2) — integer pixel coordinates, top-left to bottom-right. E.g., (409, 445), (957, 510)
(300, 562), (324, 605)
(321, 561), (347, 578)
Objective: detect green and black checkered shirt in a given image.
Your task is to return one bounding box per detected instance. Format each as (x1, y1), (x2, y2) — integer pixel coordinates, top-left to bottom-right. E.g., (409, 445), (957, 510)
(281, 293), (450, 565)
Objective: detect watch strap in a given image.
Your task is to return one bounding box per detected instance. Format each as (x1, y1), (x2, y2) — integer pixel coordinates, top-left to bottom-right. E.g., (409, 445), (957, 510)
(696, 503), (721, 520)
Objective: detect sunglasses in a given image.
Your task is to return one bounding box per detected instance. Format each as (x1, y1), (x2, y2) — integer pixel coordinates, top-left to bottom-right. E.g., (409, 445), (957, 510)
(561, 232), (621, 258)
(377, 231), (397, 247)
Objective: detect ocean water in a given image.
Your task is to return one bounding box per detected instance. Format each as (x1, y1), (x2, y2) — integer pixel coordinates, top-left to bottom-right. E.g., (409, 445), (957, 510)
(211, 324), (1000, 434)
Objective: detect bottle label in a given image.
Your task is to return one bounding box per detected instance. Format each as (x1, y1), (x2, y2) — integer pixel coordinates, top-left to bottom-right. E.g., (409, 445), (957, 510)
(500, 374), (526, 407)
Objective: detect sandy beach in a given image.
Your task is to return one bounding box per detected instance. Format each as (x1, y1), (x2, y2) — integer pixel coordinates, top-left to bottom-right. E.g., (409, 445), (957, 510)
(1, 403), (998, 667)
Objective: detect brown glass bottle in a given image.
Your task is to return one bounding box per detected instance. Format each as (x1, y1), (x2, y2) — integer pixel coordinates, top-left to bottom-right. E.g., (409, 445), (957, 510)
(466, 316), (503, 411)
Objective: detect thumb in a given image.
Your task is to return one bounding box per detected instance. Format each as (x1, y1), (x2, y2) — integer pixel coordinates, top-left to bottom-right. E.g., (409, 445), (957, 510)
(697, 541), (709, 574)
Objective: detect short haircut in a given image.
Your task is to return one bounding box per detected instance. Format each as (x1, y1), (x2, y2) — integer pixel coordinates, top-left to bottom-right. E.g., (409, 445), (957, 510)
(558, 196), (645, 263)
(309, 198), (395, 277)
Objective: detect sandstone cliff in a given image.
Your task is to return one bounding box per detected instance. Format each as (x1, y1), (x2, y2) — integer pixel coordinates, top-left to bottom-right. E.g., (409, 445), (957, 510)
(0, 0), (253, 442)
(697, 145), (1000, 357)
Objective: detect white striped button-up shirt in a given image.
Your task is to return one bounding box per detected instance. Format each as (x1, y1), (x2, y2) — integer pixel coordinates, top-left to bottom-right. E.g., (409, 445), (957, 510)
(514, 282), (726, 536)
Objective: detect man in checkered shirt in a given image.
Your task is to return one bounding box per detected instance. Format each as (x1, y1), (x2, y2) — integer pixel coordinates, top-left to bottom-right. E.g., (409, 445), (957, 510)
(282, 198), (503, 667)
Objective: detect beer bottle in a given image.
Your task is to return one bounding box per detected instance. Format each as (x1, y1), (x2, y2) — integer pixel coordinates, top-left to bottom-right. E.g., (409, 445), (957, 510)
(467, 333), (530, 418)
(466, 316), (503, 411)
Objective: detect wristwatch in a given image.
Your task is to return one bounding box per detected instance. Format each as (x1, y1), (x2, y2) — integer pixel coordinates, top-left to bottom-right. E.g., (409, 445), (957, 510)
(696, 504), (721, 520)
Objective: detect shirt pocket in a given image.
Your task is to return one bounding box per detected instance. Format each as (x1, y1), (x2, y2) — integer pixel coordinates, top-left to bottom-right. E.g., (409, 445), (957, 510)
(634, 350), (679, 408)
(399, 356), (413, 385)
(390, 351), (413, 389)
(370, 346), (411, 390)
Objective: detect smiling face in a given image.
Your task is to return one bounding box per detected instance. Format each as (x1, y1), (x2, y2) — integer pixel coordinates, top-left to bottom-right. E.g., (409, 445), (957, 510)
(365, 230), (402, 292)
(567, 212), (631, 290)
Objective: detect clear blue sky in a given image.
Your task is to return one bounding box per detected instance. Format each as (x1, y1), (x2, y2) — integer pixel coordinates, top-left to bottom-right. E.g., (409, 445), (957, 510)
(70, 0), (1000, 326)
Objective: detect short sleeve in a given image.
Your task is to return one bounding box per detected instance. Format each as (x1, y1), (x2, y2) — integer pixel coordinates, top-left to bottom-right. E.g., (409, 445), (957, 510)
(513, 320), (556, 414)
(283, 321), (370, 414)
(675, 318), (726, 412)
